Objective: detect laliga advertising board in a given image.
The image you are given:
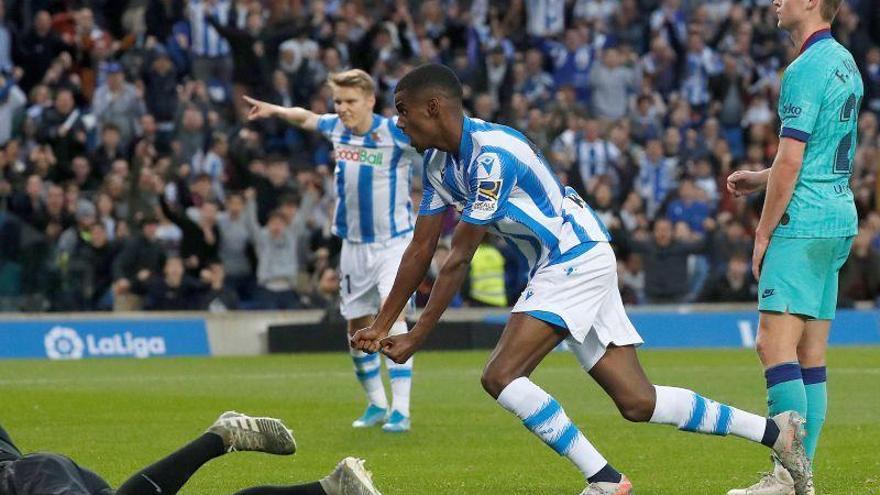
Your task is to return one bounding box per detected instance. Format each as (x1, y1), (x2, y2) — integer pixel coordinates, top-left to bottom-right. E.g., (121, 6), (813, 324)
(0, 318), (210, 360)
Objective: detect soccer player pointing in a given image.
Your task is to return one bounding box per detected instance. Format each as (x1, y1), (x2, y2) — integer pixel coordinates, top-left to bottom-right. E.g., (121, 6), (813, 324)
(727, 0), (861, 493)
(353, 64), (813, 495)
(245, 70), (420, 433)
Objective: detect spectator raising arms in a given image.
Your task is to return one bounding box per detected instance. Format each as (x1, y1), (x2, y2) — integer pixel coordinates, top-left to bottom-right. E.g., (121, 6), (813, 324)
(0, 0), (877, 313)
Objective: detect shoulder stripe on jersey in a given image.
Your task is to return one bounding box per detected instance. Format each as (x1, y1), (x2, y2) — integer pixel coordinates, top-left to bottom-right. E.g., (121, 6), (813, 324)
(480, 145), (557, 219)
(467, 119), (563, 192)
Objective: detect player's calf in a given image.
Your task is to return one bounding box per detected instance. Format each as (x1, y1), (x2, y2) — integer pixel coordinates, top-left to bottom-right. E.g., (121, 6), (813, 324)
(609, 385), (656, 423)
(480, 365), (515, 399)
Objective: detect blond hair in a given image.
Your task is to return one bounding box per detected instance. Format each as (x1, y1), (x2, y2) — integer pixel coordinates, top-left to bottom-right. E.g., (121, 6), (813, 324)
(328, 69), (375, 95)
(820, 0), (843, 22)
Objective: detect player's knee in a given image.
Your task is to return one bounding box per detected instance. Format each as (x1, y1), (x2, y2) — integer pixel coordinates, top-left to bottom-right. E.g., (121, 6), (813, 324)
(796, 344), (826, 368)
(755, 334), (775, 364)
(616, 391), (655, 423)
(480, 367), (517, 399)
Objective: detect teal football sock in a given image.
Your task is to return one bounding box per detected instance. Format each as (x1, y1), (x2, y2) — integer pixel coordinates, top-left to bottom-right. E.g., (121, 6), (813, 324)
(802, 367), (827, 461)
(764, 362), (807, 418)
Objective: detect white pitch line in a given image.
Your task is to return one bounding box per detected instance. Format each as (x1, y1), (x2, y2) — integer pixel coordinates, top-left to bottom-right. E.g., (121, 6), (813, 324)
(0, 366), (876, 387)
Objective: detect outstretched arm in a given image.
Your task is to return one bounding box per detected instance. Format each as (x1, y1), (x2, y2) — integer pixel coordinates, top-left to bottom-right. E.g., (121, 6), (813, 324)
(351, 213), (445, 352)
(242, 95), (320, 131)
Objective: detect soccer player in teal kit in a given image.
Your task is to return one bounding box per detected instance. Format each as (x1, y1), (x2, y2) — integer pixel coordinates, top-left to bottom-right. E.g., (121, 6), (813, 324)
(726, 0), (861, 493)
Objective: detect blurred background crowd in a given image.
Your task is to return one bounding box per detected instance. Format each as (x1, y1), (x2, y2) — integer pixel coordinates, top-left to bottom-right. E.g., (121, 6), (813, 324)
(0, 0), (878, 314)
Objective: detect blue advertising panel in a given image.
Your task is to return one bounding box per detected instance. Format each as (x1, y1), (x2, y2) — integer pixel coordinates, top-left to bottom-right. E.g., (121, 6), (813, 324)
(0, 318), (210, 360)
(484, 309), (880, 348)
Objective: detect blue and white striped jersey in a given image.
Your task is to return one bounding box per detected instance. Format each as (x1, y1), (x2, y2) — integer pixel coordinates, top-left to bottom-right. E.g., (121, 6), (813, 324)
(187, 0), (231, 58)
(317, 113), (419, 243)
(420, 117), (611, 278)
(526, 0), (565, 37)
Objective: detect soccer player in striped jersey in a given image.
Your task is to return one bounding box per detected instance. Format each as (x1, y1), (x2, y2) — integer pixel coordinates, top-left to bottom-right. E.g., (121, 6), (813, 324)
(244, 70), (421, 433)
(351, 64), (812, 495)
(726, 0), (860, 494)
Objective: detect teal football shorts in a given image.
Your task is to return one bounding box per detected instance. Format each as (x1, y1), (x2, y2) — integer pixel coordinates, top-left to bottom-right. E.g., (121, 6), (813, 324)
(758, 236), (854, 320)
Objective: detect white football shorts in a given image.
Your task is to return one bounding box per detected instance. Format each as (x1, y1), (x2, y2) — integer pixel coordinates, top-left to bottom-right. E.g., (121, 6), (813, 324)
(511, 241), (643, 371)
(339, 234), (412, 320)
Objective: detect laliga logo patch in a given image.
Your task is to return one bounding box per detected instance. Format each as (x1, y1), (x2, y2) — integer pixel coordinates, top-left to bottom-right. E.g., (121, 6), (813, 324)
(44, 326), (85, 360)
(472, 179), (502, 212)
(477, 180), (502, 201)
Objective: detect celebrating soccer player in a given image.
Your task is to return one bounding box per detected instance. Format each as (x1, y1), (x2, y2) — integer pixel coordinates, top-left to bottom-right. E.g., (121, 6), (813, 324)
(726, 0), (861, 493)
(351, 64), (813, 495)
(244, 70), (421, 433)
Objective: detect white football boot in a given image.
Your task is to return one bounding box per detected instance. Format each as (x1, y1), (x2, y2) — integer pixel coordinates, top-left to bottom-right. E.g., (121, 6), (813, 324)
(769, 412), (814, 495)
(320, 457), (383, 495)
(207, 410), (296, 455)
(727, 459), (795, 495)
(580, 475), (634, 495)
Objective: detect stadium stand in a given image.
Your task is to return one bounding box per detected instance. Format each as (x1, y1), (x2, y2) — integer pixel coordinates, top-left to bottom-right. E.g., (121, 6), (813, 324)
(0, 0), (878, 314)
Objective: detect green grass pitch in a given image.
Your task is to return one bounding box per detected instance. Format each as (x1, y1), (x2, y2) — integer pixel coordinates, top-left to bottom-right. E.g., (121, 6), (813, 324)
(1, 348), (878, 494)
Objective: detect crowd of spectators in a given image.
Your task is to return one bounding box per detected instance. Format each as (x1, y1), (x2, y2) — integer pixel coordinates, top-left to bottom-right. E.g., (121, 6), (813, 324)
(0, 0), (878, 313)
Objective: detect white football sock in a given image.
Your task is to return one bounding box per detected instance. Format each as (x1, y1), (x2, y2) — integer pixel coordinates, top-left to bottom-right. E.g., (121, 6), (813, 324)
(497, 377), (608, 479)
(386, 321), (413, 417)
(349, 346), (388, 409)
(651, 385), (767, 443)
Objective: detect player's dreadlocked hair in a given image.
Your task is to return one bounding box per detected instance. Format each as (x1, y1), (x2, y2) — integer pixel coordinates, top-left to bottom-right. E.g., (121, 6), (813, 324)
(395, 64), (463, 102)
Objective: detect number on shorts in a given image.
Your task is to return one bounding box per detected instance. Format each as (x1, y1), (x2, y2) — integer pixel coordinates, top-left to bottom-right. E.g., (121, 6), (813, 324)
(345, 274), (352, 294)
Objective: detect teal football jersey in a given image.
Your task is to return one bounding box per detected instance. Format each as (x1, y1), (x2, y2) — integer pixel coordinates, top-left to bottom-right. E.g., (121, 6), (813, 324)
(775, 29), (862, 238)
